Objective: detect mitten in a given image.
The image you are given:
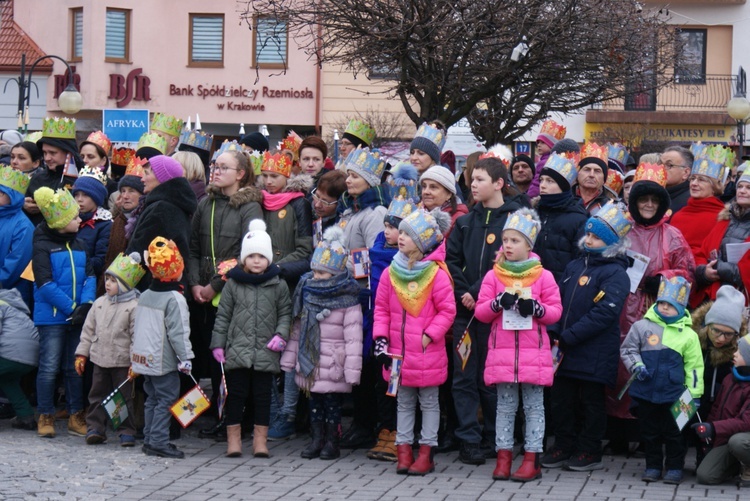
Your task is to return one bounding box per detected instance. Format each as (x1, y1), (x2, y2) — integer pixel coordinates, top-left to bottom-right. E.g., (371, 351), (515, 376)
(212, 348), (226, 363)
(634, 364), (651, 381)
(127, 366), (138, 380)
(374, 337), (391, 369)
(70, 303), (93, 325)
(178, 360), (192, 375)
(266, 334), (287, 352)
(691, 422), (715, 441)
(491, 292), (518, 312)
(517, 298), (545, 318)
(74, 356), (87, 376)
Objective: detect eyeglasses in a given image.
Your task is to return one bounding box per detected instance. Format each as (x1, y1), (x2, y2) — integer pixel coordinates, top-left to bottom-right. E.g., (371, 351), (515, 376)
(689, 175), (712, 185)
(311, 189), (338, 207)
(662, 161), (687, 170)
(709, 325), (738, 339)
(213, 165), (239, 173)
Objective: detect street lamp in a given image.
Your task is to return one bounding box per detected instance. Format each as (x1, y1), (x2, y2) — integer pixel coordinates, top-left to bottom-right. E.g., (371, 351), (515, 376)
(727, 93), (750, 160)
(4, 53), (82, 133)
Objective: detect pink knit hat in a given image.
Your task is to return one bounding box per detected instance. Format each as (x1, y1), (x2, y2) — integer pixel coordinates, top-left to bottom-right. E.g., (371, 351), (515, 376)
(149, 155), (184, 183)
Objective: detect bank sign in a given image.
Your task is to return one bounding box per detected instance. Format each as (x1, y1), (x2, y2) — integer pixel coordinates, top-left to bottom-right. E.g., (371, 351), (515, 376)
(102, 109), (150, 143)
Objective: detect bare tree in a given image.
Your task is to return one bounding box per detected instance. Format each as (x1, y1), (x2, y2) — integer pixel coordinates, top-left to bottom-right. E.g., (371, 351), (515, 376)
(324, 107), (414, 150)
(238, 0), (680, 145)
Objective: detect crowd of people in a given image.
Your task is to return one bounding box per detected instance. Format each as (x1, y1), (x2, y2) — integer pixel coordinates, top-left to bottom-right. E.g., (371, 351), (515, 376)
(0, 114), (749, 488)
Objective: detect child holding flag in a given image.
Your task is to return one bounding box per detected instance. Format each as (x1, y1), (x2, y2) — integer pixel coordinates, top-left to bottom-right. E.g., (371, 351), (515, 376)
(75, 253), (144, 446)
(621, 276), (704, 484)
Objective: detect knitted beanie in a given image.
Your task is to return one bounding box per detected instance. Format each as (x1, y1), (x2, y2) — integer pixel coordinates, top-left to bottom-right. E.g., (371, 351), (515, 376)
(738, 335), (750, 366)
(149, 155), (184, 184)
(410, 123), (446, 165)
(512, 154), (536, 176)
(241, 219), (273, 263)
(118, 175), (145, 194)
(551, 138), (581, 156)
(705, 285), (746, 333)
(72, 174), (107, 208)
(240, 132), (269, 153)
(419, 165), (457, 195)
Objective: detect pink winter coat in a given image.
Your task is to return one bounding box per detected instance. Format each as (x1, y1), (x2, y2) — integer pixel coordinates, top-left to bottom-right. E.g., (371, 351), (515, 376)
(280, 304), (363, 393)
(474, 261), (563, 387)
(373, 243), (456, 388)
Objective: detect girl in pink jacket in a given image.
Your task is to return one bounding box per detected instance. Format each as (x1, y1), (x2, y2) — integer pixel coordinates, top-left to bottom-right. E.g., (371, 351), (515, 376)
(475, 208), (562, 482)
(373, 208), (456, 476)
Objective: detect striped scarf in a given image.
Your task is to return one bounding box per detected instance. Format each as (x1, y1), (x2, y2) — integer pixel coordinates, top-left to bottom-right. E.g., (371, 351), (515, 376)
(388, 252), (440, 317)
(493, 258), (544, 289)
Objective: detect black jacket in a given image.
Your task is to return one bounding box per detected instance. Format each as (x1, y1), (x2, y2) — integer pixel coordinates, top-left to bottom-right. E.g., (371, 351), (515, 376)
(667, 180), (690, 215)
(446, 197), (524, 317)
(533, 196), (588, 283)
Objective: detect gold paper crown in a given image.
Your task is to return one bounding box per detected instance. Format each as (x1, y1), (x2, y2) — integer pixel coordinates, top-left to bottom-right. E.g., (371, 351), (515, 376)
(111, 148), (136, 167)
(145, 236), (184, 282)
(137, 132), (167, 154)
(261, 151), (292, 178)
(24, 131), (42, 143)
(82, 131), (112, 156)
(605, 169), (624, 194)
(634, 162), (667, 187)
(579, 142), (609, 164)
(42, 117), (76, 140)
(278, 131), (302, 163)
(539, 120), (566, 141)
(77, 166), (108, 186)
(125, 156), (147, 178)
(150, 113), (184, 138)
(0, 164), (30, 195)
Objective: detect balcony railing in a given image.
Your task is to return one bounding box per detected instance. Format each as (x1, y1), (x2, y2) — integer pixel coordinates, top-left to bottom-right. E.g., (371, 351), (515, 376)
(591, 74), (735, 113)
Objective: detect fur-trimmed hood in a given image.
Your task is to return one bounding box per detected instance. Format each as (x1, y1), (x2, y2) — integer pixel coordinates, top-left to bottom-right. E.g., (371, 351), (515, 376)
(257, 173), (314, 195)
(692, 300), (746, 367)
(717, 201), (750, 222)
(206, 184), (263, 208)
(577, 234), (631, 258)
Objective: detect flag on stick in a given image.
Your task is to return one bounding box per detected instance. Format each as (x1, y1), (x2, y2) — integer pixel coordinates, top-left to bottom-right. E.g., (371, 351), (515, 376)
(102, 378), (131, 430)
(170, 384), (211, 428)
(217, 363), (228, 421)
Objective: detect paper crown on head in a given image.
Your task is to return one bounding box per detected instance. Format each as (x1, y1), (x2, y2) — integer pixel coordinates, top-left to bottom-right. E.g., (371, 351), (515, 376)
(690, 142), (709, 160)
(607, 143), (628, 170)
(278, 131), (302, 163)
(657, 275), (691, 309)
(342, 147), (386, 187)
(125, 155), (147, 177)
(541, 152), (578, 187)
(82, 131), (112, 156)
(692, 144), (734, 182)
(386, 196), (418, 223)
(77, 166), (108, 186)
(42, 117), (76, 140)
(137, 132), (167, 154)
(605, 168), (624, 195)
(145, 236), (184, 282)
(479, 144), (514, 166)
(33, 187), (79, 230)
(111, 147), (136, 167)
(150, 113), (184, 137)
(247, 151), (263, 176)
(261, 151), (292, 178)
(589, 201), (632, 241)
(179, 129), (213, 152)
(212, 139), (243, 161)
(344, 119), (376, 147)
(412, 123), (446, 151)
(537, 119), (566, 148)
(399, 208), (446, 254)
(0, 164), (30, 195)
(311, 226), (349, 274)
(106, 252), (146, 291)
(579, 142), (609, 168)
(386, 162), (419, 202)
(503, 208), (541, 247)
(634, 162), (668, 187)
(24, 131), (42, 143)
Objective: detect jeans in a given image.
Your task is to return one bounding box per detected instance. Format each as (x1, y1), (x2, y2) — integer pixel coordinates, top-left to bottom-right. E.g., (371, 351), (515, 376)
(143, 372), (179, 448)
(496, 383), (545, 453)
(397, 386), (440, 447)
(634, 398), (687, 471)
(36, 324), (83, 415)
(270, 370), (299, 422)
(551, 375), (605, 455)
(697, 433), (750, 484)
(452, 315), (495, 444)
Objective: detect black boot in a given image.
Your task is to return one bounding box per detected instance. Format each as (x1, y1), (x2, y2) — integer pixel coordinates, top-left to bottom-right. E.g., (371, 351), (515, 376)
(320, 423), (341, 460)
(301, 422), (325, 459)
(199, 418), (227, 441)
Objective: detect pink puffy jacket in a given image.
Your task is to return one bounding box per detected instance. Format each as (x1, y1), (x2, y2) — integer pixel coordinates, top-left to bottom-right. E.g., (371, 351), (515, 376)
(280, 304), (363, 393)
(373, 243), (456, 388)
(474, 262), (563, 387)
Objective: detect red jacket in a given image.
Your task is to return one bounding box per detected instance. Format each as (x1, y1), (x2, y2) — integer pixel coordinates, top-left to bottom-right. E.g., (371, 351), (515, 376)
(670, 196), (725, 257)
(706, 371), (750, 446)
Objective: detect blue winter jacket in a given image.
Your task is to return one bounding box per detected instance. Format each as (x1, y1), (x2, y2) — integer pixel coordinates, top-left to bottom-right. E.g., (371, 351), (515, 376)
(31, 223), (96, 326)
(369, 231), (398, 300)
(76, 208), (112, 277)
(0, 186), (34, 304)
(552, 249), (630, 387)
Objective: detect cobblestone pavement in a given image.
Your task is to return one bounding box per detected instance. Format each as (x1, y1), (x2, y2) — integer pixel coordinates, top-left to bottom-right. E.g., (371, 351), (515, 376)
(0, 416), (746, 501)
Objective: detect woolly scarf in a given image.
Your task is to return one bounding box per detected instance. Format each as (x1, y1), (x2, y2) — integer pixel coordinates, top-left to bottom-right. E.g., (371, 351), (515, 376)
(493, 258), (544, 289)
(388, 252), (440, 317)
(292, 271), (360, 391)
(538, 190), (573, 209)
(337, 185), (391, 215)
(262, 190), (303, 212)
(124, 196), (146, 240)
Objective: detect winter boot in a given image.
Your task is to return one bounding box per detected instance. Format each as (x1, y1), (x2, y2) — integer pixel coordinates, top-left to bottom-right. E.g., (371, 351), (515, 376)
(226, 424), (242, 457)
(407, 445), (435, 475)
(493, 450), (513, 480)
(253, 425), (270, 458)
(511, 452), (542, 482)
(396, 444), (414, 474)
(739, 463), (750, 487)
(320, 423), (341, 460)
(301, 422), (325, 459)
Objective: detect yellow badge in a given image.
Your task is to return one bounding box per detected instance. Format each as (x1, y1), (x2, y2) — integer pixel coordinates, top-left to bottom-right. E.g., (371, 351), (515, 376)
(647, 334), (660, 346)
(486, 233), (496, 244)
(278, 209), (287, 219)
(578, 276), (590, 286)
(407, 281), (418, 292)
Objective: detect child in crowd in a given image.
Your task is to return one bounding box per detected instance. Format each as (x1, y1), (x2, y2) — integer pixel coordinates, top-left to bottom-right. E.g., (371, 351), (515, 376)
(0, 165), (34, 306)
(621, 276), (704, 485)
(475, 208), (562, 482)
(542, 202), (631, 471)
(374, 208), (456, 476)
(32, 187), (96, 439)
(282, 226), (363, 460)
(210, 220), (292, 458)
(72, 167), (113, 277)
(446, 154), (524, 464)
(75, 253), (144, 446)
(131, 237), (194, 459)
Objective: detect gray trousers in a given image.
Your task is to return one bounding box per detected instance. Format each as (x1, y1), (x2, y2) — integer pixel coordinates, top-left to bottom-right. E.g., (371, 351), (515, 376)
(396, 386), (440, 447)
(696, 432), (750, 485)
(143, 372), (179, 449)
(495, 382), (545, 453)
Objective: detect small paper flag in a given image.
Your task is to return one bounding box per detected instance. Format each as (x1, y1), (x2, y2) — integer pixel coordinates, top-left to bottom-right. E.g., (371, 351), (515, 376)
(102, 388), (129, 430)
(217, 373), (228, 421)
(456, 329), (472, 371)
(671, 388), (697, 431)
(170, 384), (211, 428)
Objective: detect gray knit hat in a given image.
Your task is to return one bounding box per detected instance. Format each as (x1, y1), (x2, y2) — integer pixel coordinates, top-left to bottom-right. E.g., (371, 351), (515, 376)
(551, 138), (581, 155)
(739, 335), (750, 366)
(705, 285), (745, 333)
(419, 165), (456, 195)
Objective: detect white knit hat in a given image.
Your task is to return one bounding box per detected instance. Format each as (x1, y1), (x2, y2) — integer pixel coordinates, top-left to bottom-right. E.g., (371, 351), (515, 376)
(419, 165), (457, 195)
(241, 219), (274, 264)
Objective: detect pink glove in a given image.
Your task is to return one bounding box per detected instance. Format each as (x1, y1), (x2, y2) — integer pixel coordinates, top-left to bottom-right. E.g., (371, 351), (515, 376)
(266, 334), (287, 352)
(212, 348), (226, 363)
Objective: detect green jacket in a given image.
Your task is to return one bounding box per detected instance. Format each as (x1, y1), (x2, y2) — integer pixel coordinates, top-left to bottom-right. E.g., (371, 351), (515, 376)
(209, 269), (292, 373)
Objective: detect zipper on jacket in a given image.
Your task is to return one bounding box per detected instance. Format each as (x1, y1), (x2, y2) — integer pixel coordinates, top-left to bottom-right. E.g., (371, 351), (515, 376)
(491, 323), (497, 349)
(514, 330), (519, 384)
(562, 254), (588, 332)
(538, 324), (543, 349)
(400, 310), (407, 358)
(67, 242), (77, 303)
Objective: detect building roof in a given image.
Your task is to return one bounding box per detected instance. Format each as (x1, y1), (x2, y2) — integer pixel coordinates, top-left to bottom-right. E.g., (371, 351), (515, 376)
(0, 0), (52, 73)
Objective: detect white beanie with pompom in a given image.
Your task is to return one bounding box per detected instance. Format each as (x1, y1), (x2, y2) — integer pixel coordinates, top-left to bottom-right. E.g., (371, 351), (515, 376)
(241, 219), (274, 264)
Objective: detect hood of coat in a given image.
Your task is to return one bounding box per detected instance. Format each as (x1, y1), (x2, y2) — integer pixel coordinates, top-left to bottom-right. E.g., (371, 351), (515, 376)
(692, 300), (745, 367)
(145, 176), (198, 216)
(424, 239), (447, 263)
(206, 184), (263, 208)
(0, 288), (30, 315)
(257, 173), (314, 195)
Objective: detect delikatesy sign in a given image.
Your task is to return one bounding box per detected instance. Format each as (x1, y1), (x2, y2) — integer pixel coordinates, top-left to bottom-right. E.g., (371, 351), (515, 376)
(102, 109), (150, 143)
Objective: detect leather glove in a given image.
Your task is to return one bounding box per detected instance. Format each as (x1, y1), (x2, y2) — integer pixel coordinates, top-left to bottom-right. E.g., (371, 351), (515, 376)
(691, 422), (715, 441)
(634, 364), (651, 381)
(74, 356), (87, 376)
(517, 298), (545, 318)
(70, 303), (93, 325)
(374, 338), (391, 369)
(212, 348), (226, 363)
(642, 275), (661, 296)
(178, 360), (192, 375)
(491, 292), (518, 312)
